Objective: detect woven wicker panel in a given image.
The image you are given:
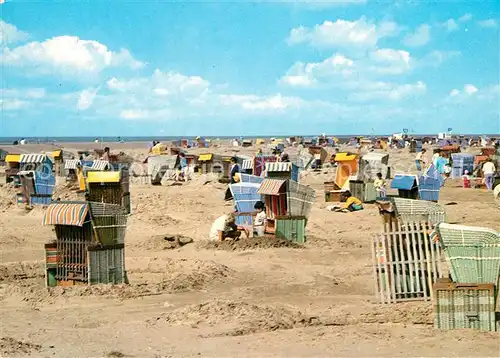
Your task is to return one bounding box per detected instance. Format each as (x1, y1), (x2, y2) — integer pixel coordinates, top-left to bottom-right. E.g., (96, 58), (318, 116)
(434, 284), (496, 331)
(436, 223), (500, 285)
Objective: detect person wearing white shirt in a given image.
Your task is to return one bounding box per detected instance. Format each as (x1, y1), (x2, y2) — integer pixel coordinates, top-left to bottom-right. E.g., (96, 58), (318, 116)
(209, 213), (249, 242)
(482, 158), (496, 190)
(253, 201), (266, 237)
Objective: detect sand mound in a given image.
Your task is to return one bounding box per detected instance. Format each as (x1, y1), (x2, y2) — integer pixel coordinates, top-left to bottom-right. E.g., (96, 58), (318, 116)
(0, 258), (233, 304)
(0, 337), (42, 356)
(139, 234), (194, 250)
(198, 237), (303, 251)
(0, 261), (45, 282)
(358, 303), (433, 325)
(153, 300), (322, 336)
(0, 183), (17, 211)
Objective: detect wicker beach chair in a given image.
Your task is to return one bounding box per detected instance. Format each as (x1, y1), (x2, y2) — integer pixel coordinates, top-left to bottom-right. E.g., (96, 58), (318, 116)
(494, 184), (500, 208)
(436, 223), (500, 285)
(391, 197), (446, 226)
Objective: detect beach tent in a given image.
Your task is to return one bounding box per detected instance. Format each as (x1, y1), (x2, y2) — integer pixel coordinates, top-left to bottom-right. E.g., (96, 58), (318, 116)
(253, 155), (278, 177)
(229, 182), (262, 227)
(86, 170), (131, 214)
(391, 174), (419, 199)
(257, 179), (315, 243)
(147, 155), (178, 184)
(358, 152), (389, 181)
(264, 162), (299, 182)
(450, 153), (474, 179)
(334, 152), (358, 188)
(43, 201), (128, 287)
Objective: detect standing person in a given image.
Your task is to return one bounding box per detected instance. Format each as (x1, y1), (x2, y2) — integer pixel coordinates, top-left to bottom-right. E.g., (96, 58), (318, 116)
(374, 173), (387, 198)
(229, 157), (240, 184)
(209, 213), (249, 242)
(482, 158), (496, 190)
(176, 152), (188, 182)
(253, 201), (266, 237)
(432, 149), (441, 167)
(415, 149), (427, 171)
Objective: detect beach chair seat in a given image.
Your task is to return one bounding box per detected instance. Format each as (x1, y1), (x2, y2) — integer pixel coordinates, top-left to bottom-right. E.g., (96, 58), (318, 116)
(435, 223), (500, 285)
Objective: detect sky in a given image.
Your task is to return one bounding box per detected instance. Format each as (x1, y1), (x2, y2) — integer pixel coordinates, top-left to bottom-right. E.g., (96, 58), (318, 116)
(0, 0), (499, 137)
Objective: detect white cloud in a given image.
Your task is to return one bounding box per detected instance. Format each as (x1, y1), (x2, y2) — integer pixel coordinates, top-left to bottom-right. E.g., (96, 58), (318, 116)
(120, 109), (150, 120)
(478, 19), (498, 28)
(0, 99), (29, 110)
(281, 49), (412, 87)
(0, 20), (28, 45)
(464, 84), (478, 95)
(77, 87), (100, 110)
(447, 84), (480, 99)
(107, 69), (210, 98)
(287, 17), (400, 49)
(403, 24), (430, 47)
(419, 50), (460, 67)
(1, 36), (145, 78)
(458, 14), (472, 22)
(442, 19), (459, 32)
(368, 48), (411, 74)
(219, 94), (304, 111)
(348, 81), (426, 101)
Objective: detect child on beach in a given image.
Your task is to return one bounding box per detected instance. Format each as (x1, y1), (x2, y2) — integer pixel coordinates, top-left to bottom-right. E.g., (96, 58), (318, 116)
(374, 172), (387, 198)
(462, 170), (471, 189)
(253, 201), (266, 237)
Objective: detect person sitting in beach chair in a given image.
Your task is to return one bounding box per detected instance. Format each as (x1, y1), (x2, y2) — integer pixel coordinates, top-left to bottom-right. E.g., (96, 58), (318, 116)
(253, 201), (266, 237)
(209, 213), (249, 242)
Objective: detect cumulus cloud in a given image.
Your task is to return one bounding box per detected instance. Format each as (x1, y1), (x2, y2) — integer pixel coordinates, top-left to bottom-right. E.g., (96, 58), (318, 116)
(287, 17), (400, 49)
(77, 87), (100, 110)
(348, 81), (426, 101)
(280, 54), (355, 87)
(403, 24), (430, 47)
(458, 14), (472, 22)
(419, 50), (460, 67)
(478, 19), (498, 28)
(442, 19), (459, 32)
(448, 84), (480, 99)
(280, 49), (412, 88)
(464, 84), (478, 95)
(0, 20), (28, 45)
(0, 99), (29, 111)
(107, 69), (210, 98)
(1, 36), (145, 78)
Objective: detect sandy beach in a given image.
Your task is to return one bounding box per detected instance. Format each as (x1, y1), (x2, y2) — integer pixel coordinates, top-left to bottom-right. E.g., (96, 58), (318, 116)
(0, 142), (499, 357)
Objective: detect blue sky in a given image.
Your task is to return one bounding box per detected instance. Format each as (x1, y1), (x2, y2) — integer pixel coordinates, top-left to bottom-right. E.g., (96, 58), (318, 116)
(1, 0), (499, 137)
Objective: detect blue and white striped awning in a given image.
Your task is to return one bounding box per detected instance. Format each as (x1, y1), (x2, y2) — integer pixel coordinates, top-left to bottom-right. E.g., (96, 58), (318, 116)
(64, 159), (80, 169)
(265, 162), (292, 172)
(20, 154), (49, 164)
(90, 160), (109, 171)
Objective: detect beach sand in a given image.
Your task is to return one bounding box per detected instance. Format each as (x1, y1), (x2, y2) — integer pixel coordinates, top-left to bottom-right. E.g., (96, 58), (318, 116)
(0, 143), (499, 357)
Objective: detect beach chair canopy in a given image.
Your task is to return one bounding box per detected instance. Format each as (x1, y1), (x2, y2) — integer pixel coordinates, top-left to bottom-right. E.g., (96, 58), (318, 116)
(436, 223), (500, 284)
(43, 202), (90, 227)
(391, 175), (418, 190)
(258, 179), (286, 195)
